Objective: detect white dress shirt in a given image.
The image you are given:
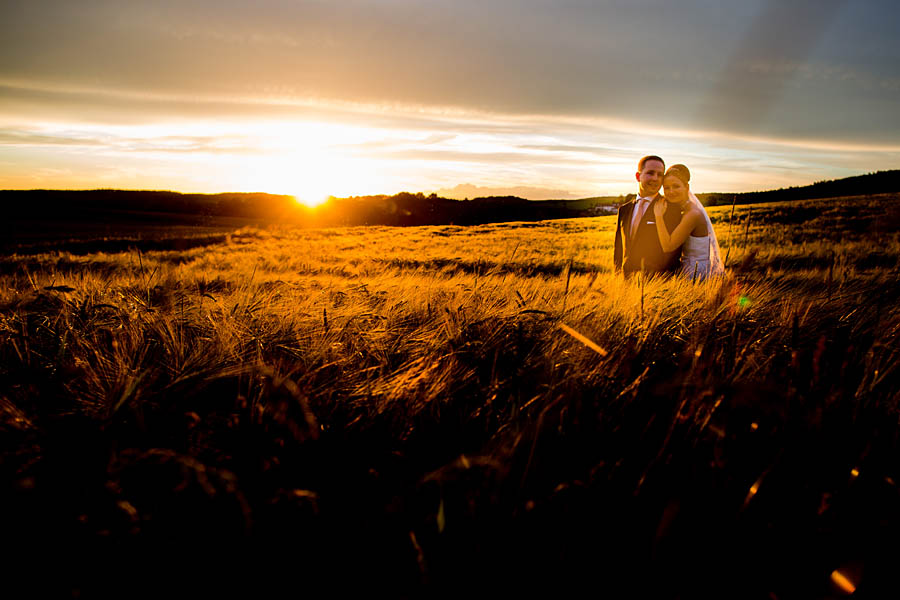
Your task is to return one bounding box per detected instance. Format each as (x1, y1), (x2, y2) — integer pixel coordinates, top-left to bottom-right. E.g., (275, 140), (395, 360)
(630, 196), (653, 237)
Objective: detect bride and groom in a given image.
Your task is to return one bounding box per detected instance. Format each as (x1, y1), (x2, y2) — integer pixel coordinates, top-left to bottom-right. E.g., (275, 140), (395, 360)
(613, 155), (725, 280)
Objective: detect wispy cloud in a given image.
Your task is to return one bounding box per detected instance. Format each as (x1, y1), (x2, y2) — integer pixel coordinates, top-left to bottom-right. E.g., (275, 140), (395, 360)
(0, 130), (105, 147)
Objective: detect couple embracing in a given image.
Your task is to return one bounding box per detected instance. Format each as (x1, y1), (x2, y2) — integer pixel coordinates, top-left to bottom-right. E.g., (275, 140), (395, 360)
(613, 155), (725, 280)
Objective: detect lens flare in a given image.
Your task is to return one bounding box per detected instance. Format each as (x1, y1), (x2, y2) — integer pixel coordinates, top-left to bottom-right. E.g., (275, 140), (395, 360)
(830, 570), (857, 594)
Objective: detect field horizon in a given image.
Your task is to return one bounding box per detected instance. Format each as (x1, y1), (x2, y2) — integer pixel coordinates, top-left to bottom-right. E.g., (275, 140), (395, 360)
(2, 192), (900, 597)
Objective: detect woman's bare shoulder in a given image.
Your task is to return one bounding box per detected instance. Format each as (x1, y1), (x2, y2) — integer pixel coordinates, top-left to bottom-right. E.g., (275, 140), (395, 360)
(685, 204), (705, 220)
(685, 204), (709, 234)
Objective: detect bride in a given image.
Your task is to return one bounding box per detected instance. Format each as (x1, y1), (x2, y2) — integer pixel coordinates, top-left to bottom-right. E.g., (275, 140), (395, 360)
(652, 164), (725, 280)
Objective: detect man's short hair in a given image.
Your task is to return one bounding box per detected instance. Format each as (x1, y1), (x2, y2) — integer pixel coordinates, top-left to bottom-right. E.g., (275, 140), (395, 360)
(637, 155), (665, 172)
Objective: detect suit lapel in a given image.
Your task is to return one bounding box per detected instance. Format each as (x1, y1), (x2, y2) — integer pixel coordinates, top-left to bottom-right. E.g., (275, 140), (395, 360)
(632, 195), (659, 244)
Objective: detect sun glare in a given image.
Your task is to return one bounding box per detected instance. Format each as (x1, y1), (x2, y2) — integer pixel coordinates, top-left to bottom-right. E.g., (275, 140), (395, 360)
(289, 162), (341, 207)
(205, 120), (396, 203)
(244, 148), (341, 208)
(294, 190), (330, 208)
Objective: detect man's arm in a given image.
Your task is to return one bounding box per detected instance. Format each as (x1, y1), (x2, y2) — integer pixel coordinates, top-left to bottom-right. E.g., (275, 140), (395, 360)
(613, 207), (625, 272)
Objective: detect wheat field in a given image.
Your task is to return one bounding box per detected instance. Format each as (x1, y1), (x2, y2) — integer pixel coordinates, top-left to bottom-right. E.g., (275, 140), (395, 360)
(2, 194), (899, 597)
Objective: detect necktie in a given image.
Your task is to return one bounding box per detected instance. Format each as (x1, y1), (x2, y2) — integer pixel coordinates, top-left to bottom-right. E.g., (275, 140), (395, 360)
(631, 198), (649, 237)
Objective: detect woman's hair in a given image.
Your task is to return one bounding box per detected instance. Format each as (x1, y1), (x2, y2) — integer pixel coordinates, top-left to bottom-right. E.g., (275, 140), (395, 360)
(664, 164), (690, 185)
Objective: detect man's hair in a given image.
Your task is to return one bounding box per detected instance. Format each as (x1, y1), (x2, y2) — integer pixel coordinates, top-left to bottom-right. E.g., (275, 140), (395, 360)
(637, 155), (665, 172)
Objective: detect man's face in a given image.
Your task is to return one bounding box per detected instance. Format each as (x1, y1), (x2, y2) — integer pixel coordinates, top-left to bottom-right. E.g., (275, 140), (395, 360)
(635, 159), (665, 197)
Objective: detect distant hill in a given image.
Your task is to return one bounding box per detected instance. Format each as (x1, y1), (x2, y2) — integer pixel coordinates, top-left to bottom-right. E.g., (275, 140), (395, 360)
(696, 169), (900, 206)
(2, 169), (897, 229)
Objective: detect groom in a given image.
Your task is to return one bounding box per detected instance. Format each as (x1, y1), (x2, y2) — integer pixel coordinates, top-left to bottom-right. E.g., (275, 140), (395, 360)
(613, 155), (683, 277)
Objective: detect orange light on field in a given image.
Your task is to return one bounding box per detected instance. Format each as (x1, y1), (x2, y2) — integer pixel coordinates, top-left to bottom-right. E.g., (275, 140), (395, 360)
(850, 468), (859, 479)
(830, 569), (857, 594)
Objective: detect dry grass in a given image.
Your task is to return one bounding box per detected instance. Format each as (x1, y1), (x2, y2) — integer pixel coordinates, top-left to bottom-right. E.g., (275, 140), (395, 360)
(2, 194), (899, 597)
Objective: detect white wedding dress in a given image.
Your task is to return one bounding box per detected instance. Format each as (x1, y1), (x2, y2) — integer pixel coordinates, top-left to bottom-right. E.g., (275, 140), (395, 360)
(680, 192), (725, 280)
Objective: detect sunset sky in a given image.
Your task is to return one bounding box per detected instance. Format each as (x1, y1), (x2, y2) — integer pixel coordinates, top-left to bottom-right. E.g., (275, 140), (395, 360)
(2, 0), (898, 202)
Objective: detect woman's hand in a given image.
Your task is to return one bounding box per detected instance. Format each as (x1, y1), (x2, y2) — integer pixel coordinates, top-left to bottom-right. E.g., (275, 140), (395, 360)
(653, 198), (667, 218)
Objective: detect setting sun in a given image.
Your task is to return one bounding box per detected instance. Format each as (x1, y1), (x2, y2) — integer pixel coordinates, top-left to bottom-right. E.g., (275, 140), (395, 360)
(293, 191), (331, 208)
(217, 121), (394, 207)
(283, 158), (339, 207)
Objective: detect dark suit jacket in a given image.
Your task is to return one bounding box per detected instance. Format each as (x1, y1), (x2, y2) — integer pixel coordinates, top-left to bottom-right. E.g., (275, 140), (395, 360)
(613, 194), (683, 276)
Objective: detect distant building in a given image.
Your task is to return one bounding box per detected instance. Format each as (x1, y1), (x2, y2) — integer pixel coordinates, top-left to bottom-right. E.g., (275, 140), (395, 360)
(584, 204), (618, 216)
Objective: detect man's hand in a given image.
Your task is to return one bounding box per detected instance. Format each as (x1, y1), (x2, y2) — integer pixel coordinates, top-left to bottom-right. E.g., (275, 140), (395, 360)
(653, 198), (667, 218)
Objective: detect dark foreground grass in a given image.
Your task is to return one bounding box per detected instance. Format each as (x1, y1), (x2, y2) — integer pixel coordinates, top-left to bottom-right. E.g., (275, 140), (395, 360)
(1, 194), (899, 598)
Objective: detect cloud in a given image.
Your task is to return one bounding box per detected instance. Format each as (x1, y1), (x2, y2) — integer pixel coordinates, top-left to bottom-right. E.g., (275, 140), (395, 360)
(695, 0), (849, 132)
(0, 130), (105, 147)
(0, 124), (251, 155)
(2, 1), (898, 142)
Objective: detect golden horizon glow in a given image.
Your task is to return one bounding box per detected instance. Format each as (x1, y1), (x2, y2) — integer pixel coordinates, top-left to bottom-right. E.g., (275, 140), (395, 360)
(1, 110), (897, 199)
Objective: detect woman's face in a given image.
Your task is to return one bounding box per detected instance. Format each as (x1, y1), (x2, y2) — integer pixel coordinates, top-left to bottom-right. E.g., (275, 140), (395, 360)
(664, 176), (688, 203)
